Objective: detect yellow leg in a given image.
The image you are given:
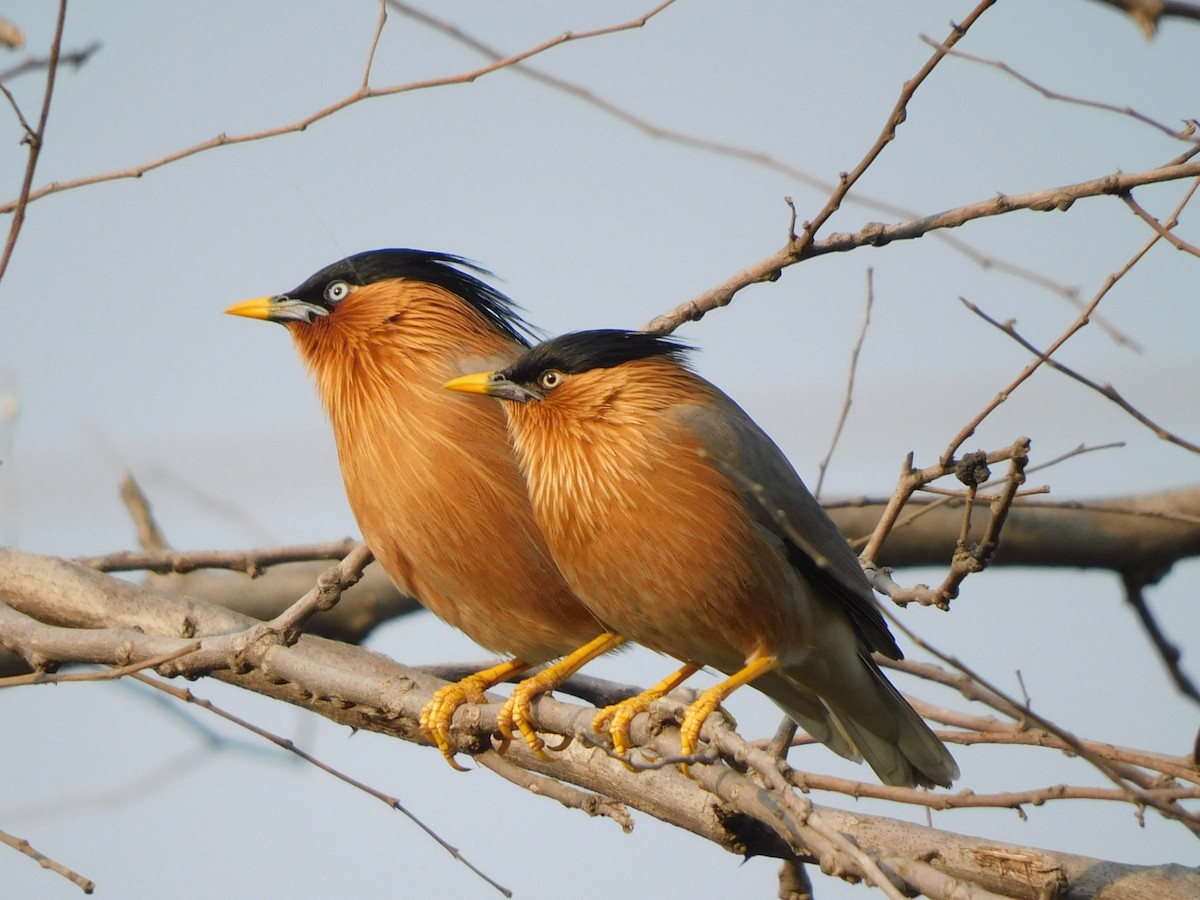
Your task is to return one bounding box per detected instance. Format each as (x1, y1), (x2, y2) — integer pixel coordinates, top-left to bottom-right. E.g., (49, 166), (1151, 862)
(498, 632), (625, 759)
(420, 658), (530, 770)
(594, 663), (700, 758)
(678, 655), (780, 775)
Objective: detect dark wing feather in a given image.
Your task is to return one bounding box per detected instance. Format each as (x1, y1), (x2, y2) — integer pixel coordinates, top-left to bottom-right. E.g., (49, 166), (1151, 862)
(669, 389), (901, 659)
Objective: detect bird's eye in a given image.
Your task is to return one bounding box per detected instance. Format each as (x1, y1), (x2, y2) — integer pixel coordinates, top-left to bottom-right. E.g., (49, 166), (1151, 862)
(538, 370), (564, 391)
(324, 280), (351, 304)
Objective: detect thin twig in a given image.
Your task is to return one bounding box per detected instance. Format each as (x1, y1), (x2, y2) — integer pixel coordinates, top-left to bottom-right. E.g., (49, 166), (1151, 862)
(0, 80), (33, 132)
(940, 178), (1194, 466)
(76, 538), (361, 575)
(362, 0), (388, 91)
(925, 36), (1200, 144)
(0, 829), (94, 894)
(258, 541), (375, 643)
(644, 153), (1200, 336)
(1123, 185), (1200, 258)
(119, 471), (168, 552)
(794, 2), (997, 251)
(961, 297), (1200, 455)
(644, 0), (998, 332)
(0, 0), (67, 284)
(1121, 571), (1200, 707)
(131, 673), (513, 897)
(837, 441), (1125, 551)
(874, 609), (1200, 835)
(0, 642), (200, 688)
(386, 1), (1140, 349)
(859, 440), (1029, 565)
(867, 437), (1027, 609)
(0, 2), (676, 214)
(814, 268), (873, 499)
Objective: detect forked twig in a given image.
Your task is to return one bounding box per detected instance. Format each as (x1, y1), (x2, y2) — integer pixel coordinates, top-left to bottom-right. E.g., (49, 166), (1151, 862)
(962, 297), (1200, 455)
(940, 175), (1199, 466)
(644, 0), (999, 333)
(0, 2), (677, 215)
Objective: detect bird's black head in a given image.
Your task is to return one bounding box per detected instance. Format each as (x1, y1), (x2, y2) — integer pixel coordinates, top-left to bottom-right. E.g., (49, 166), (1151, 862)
(501, 329), (694, 388)
(278, 249), (537, 345)
(443, 329), (695, 404)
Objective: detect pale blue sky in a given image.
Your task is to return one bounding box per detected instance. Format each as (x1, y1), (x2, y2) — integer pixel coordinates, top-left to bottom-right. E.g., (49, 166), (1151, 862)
(2, 2), (1198, 897)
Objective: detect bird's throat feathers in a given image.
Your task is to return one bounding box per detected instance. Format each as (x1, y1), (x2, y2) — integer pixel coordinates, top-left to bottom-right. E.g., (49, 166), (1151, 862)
(505, 358), (716, 534)
(291, 281), (518, 430)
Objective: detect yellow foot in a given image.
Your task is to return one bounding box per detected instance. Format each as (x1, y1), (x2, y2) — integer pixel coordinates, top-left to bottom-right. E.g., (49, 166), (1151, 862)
(677, 655), (780, 777)
(419, 658), (530, 770)
(496, 681), (548, 760)
(494, 632), (625, 759)
(593, 663), (700, 758)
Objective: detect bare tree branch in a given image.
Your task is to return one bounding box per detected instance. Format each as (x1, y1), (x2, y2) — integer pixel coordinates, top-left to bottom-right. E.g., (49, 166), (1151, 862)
(4, 547), (1200, 896)
(939, 173), (1199, 466)
(962, 296), (1200, 454)
(130, 673), (512, 897)
(1123, 186), (1200, 258)
(0, 0), (67, 284)
(0, 2), (676, 215)
(78, 539), (362, 575)
(386, 1), (1144, 349)
(645, 159), (1200, 334)
(814, 269), (874, 499)
(1120, 572), (1200, 706)
(0, 829), (93, 894)
(827, 486), (1200, 572)
(924, 36), (1200, 143)
(644, 0), (999, 333)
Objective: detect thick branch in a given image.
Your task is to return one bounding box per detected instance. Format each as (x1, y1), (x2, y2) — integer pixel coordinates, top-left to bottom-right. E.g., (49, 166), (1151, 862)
(2, 548), (1199, 898)
(828, 486), (1200, 577)
(1, 486), (1192, 681)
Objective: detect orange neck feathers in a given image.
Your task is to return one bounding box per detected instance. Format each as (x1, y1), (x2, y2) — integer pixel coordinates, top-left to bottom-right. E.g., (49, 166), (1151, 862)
(285, 278), (598, 659)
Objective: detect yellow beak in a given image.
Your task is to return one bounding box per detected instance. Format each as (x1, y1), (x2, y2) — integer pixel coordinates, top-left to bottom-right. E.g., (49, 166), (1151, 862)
(224, 296), (276, 320)
(443, 371), (498, 395)
(225, 294), (329, 324)
(444, 371), (543, 403)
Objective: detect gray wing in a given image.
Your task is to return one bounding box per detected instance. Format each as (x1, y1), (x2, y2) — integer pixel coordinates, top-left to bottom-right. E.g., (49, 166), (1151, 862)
(669, 388), (901, 659)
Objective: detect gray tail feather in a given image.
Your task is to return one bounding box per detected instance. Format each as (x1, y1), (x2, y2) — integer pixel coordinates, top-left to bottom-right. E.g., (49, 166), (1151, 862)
(767, 660), (959, 789)
(752, 670), (861, 763)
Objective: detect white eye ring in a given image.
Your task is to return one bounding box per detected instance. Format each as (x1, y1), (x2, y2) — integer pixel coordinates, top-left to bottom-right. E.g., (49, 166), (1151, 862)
(538, 370), (564, 390)
(324, 280), (351, 304)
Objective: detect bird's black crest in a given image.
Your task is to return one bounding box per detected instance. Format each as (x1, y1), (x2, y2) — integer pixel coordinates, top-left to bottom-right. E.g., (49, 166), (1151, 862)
(503, 329), (694, 384)
(284, 248), (537, 345)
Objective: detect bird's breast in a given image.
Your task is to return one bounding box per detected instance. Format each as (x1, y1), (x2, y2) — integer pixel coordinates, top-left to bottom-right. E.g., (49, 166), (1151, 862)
(311, 351), (600, 661)
(513, 411), (813, 669)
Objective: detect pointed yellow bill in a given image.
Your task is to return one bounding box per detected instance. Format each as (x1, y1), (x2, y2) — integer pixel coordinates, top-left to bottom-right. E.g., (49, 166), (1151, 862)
(224, 296), (276, 320)
(443, 371), (498, 395)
